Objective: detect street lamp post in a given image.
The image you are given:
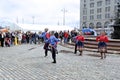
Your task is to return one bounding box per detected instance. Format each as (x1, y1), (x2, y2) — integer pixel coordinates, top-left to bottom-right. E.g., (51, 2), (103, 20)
(22, 18), (24, 24)
(61, 8), (67, 25)
(16, 17), (18, 24)
(32, 16), (35, 24)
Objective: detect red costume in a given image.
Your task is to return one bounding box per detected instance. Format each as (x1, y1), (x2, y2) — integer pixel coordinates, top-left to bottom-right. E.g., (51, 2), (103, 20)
(46, 33), (50, 39)
(96, 35), (109, 42)
(76, 35), (85, 42)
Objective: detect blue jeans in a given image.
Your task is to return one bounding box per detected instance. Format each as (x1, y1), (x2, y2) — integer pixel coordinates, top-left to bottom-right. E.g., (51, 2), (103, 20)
(64, 38), (68, 43)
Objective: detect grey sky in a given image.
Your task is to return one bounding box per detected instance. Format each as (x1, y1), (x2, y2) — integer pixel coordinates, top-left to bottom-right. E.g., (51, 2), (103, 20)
(0, 0), (80, 27)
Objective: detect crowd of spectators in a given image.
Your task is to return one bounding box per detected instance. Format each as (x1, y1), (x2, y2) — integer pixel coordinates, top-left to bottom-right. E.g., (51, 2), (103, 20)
(0, 30), (78, 47)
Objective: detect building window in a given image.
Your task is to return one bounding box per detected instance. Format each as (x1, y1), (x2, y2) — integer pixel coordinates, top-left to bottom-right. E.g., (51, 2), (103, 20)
(90, 9), (94, 14)
(82, 22), (87, 28)
(83, 16), (87, 20)
(119, 0), (120, 2)
(97, 1), (102, 7)
(105, 13), (111, 18)
(84, 0), (86, 3)
(105, 6), (110, 12)
(97, 8), (102, 13)
(104, 21), (110, 28)
(97, 14), (102, 19)
(90, 15), (94, 20)
(89, 23), (94, 29)
(96, 22), (102, 28)
(84, 4), (87, 8)
(114, 0), (117, 3)
(114, 5), (117, 12)
(90, 3), (94, 8)
(83, 9), (87, 15)
(105, 0), (111, 5)
(114, 0), (120, 3)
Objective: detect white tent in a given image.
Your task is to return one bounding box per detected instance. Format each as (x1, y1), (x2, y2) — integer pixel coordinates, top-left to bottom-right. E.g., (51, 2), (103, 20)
(18, 24), (74, 32)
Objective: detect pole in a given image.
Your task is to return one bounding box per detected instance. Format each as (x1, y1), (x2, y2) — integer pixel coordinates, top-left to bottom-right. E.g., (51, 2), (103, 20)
(22, 18), (24, 24)
(16, 17), (18, 24)
(32, 16), (35, 24)
(61, 8), (67, 25)
(80, 0), (81, 30)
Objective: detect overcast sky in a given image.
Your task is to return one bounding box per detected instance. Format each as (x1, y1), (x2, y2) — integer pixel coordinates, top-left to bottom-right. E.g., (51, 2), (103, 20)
(0, 0), (80, 27)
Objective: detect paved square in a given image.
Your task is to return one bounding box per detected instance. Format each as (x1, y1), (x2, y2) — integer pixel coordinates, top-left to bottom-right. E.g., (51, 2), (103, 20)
(0, 44), (120, 80)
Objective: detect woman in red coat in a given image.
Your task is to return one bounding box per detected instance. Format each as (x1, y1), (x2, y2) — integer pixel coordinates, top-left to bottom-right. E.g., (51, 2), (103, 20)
(76, 32), (85, 56)
(63, 31), (69, 44)
(96, 31), (109, 59)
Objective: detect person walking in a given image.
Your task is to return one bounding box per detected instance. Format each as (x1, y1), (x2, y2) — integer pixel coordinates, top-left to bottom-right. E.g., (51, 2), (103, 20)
(0, 32), (5, 47)
(5, 32), (11, 47)
(96, 31), (109, 59)
(54, 31), (59, 39)
(63, 31), (69, 44)
(18, 32), (22, 45)
(73, 37), (78, 54)
(59, 31), (63, 43)
(72, 32), (79, 54)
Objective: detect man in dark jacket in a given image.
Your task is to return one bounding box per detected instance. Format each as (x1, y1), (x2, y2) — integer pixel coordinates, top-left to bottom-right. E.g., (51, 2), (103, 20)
(0, 32), (5, 47)
(54, 31), (59, 38)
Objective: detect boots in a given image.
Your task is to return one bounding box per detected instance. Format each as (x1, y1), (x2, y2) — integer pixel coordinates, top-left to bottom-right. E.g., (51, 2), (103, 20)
(79, 50), (82, 56)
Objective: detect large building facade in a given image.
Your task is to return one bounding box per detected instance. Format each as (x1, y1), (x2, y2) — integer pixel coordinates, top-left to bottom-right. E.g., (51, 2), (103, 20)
(80, 0), (120, 35)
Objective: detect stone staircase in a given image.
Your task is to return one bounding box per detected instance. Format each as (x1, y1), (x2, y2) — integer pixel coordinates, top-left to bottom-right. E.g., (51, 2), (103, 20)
(68, 38), (120, 54)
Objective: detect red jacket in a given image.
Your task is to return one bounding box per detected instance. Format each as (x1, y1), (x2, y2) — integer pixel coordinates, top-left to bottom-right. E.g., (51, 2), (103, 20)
(76, 35), (85, 42)
(96, 35), (109, 42)
(64, 32), (69, 38)
(46, 33), (50, 39)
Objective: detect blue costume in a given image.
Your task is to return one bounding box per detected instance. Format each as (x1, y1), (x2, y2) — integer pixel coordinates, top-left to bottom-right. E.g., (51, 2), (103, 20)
(47, 36), (59, 47)
(41, 32), (47, 42)
(46, 35), (60, 63)
(42, 32), (50, 57)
